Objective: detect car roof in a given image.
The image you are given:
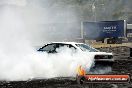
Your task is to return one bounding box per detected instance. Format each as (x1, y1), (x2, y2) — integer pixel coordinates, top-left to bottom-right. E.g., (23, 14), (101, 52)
(51, 42), (84, 45)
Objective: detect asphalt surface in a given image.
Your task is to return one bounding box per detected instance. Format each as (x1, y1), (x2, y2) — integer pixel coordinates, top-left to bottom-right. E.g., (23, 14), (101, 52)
(0, 46), (132, 88)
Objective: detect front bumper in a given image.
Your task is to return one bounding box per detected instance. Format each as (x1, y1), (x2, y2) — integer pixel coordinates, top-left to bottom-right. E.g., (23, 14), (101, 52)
(95, 59), (114, 66)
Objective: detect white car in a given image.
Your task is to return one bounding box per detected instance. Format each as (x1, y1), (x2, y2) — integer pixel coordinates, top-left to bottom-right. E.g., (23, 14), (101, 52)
(38, 42), (114, 70)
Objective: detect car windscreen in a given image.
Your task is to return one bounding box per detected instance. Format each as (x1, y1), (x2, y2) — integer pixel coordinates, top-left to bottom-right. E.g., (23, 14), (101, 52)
(76, 44), (99, 52)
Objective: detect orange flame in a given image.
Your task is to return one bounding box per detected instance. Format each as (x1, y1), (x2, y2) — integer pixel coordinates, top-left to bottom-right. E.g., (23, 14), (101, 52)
(77, 65), (86, 76)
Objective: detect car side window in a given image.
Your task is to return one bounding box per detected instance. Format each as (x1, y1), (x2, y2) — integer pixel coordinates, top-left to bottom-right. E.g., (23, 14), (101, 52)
(59, 44), (68, 48)
(56, 44), (76, 52)
(38, 44), (56, 53)
(68, 44), (76, 49)
(56, 44), (74, 48)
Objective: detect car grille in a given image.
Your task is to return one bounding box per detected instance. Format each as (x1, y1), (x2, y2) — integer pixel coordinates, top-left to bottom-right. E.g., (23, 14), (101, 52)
(94, 55), (113, 59)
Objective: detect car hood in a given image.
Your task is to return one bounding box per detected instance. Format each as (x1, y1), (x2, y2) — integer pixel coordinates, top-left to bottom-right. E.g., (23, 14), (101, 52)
(85, 52), (113, 55)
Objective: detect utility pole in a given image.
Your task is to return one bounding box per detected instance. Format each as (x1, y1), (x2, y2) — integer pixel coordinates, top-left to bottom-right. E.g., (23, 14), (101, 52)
(92, 0), (96, 22)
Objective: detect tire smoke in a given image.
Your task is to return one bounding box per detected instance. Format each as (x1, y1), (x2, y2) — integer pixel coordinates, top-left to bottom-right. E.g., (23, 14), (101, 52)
(0, 2), (94, 81)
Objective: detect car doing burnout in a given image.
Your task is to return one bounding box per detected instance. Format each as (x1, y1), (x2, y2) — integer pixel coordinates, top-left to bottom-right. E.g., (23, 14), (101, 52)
(38, 42), (114, 73)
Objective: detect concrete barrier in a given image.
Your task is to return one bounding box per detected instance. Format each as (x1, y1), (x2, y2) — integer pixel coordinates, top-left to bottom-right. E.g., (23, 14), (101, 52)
(90, 43), (132, 48)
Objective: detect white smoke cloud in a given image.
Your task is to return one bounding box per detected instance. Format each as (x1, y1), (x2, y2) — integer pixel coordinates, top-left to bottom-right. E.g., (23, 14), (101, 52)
(0, 0), (27, 6)
(0, 0), (114, 81)
(0, 49), (94, 81)
(0, 0), (95, 81)
(89, 66), (112, 74)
